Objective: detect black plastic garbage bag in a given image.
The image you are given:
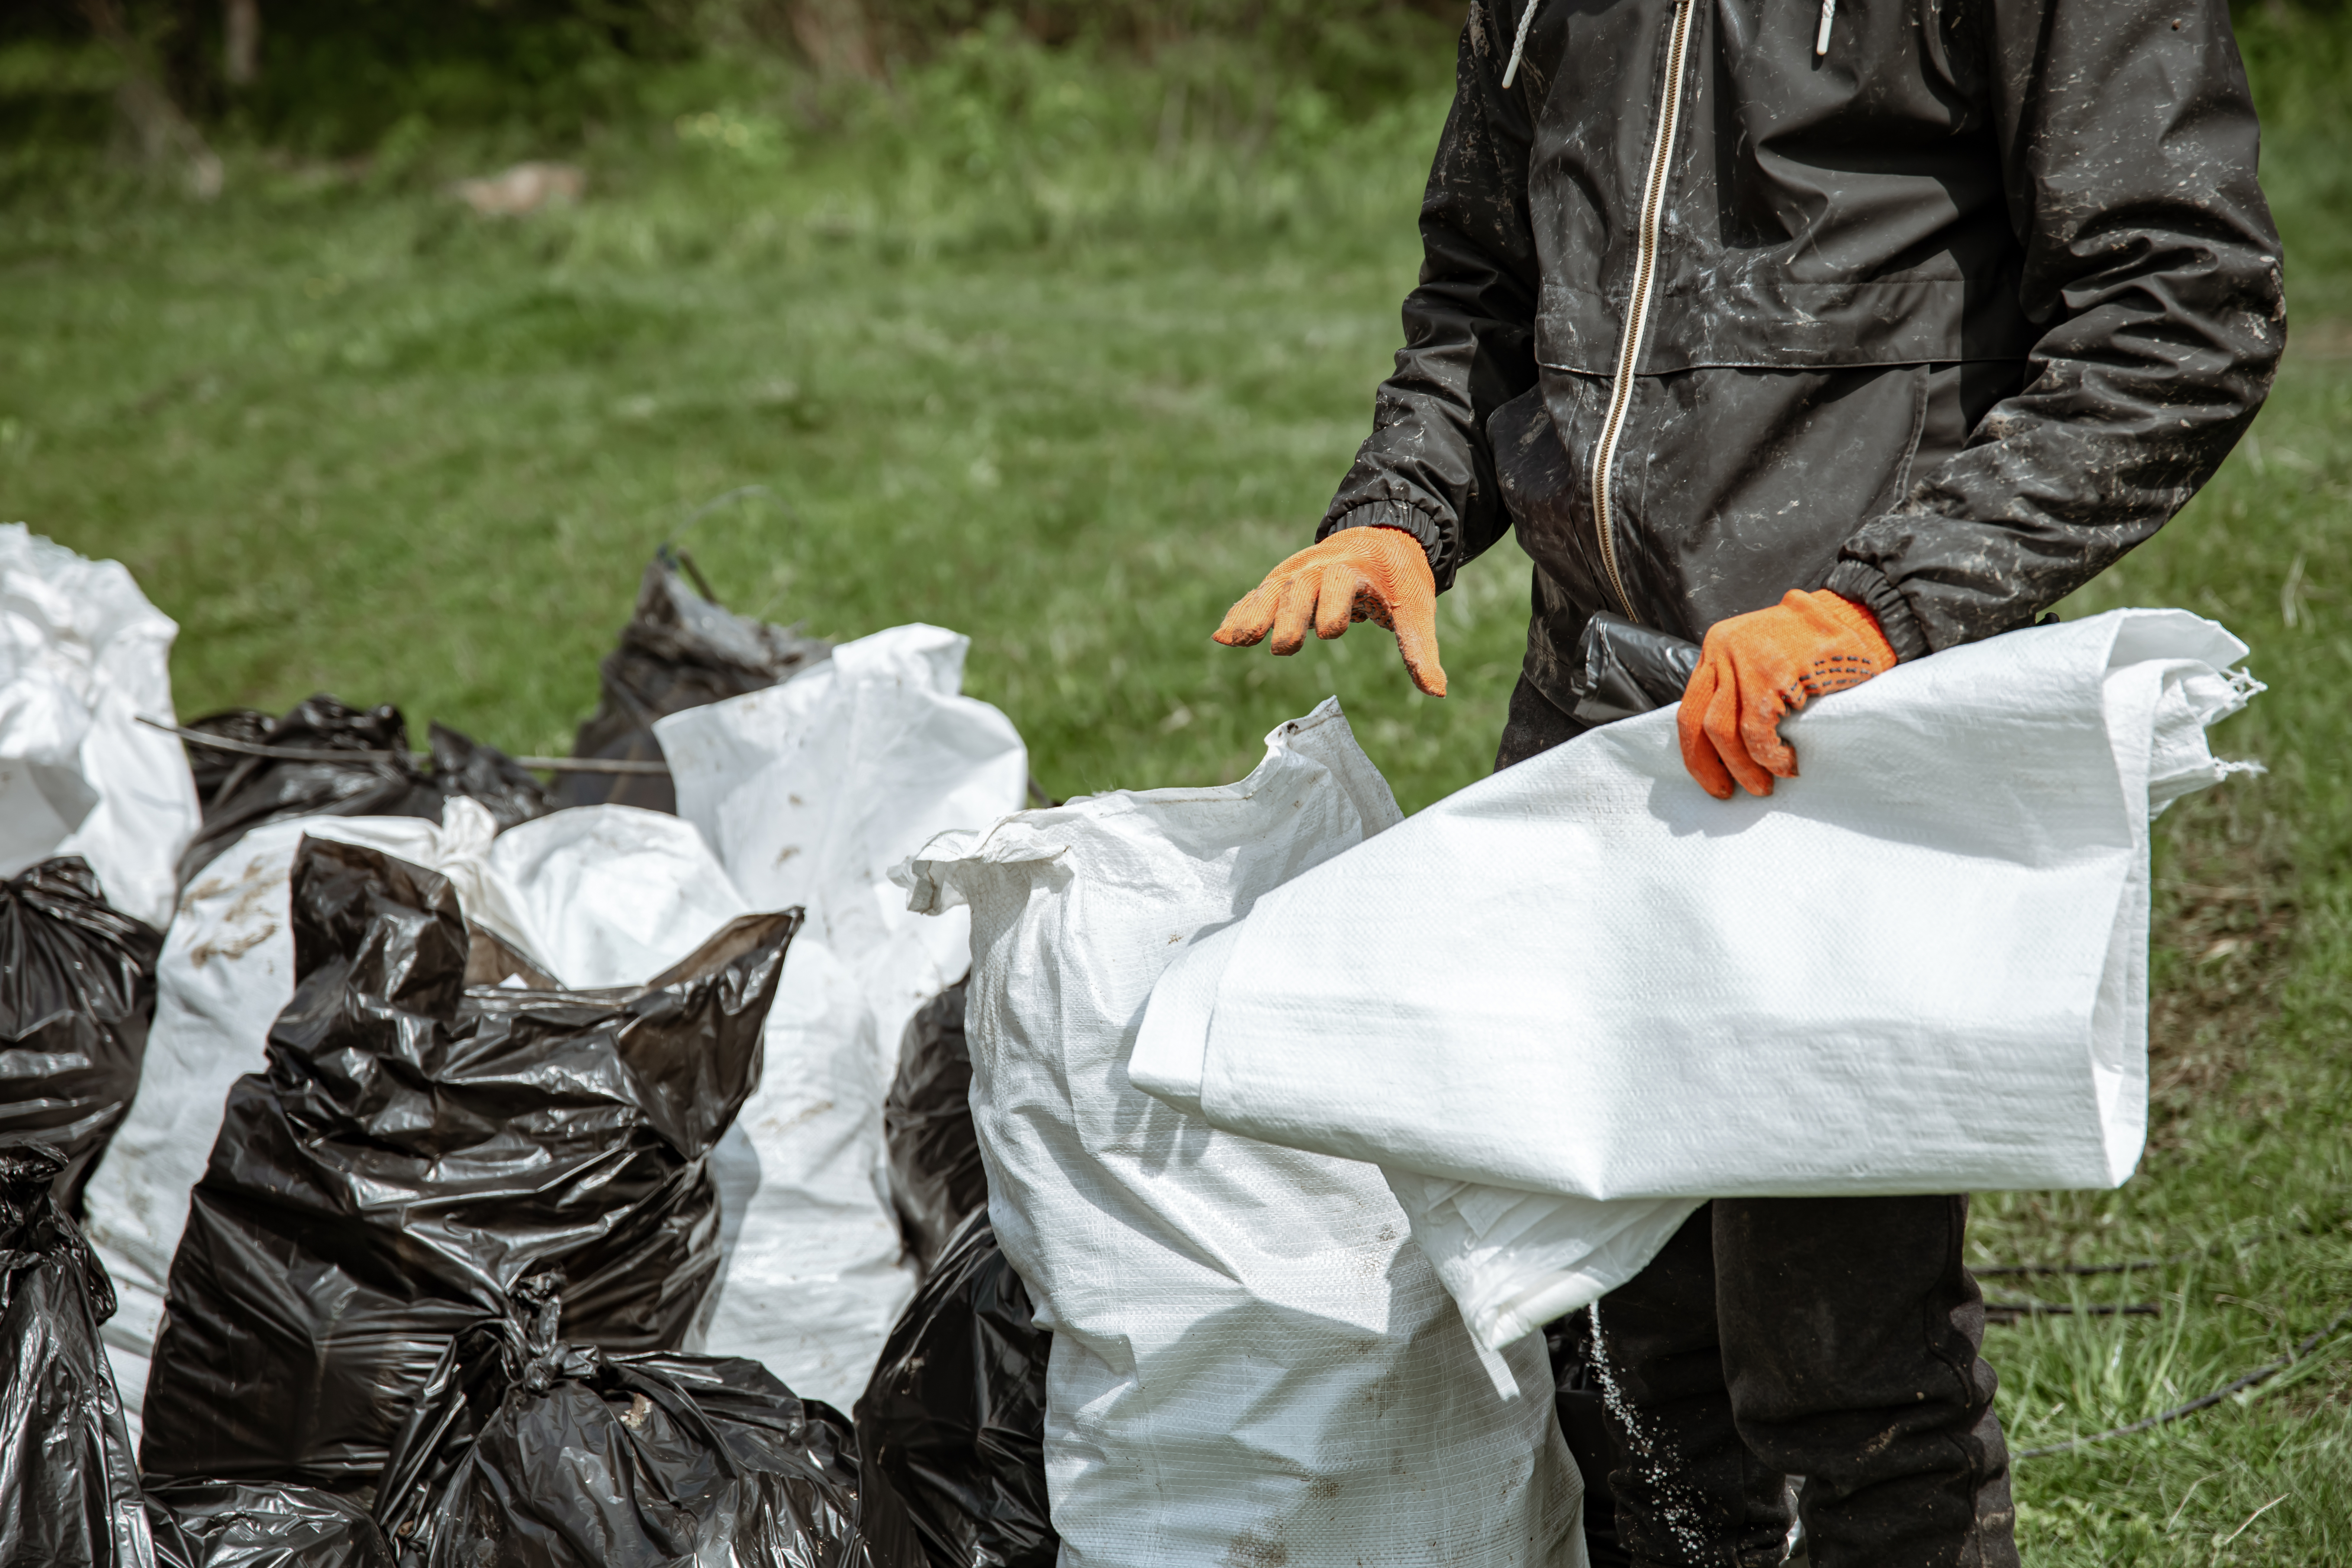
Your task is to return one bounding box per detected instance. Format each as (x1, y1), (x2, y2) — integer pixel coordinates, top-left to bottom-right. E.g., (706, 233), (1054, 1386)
(180, 708), (278, 808)
(141, 837), (798, 1494)
(176, 698), (444, 885)
(175, 699), (550, 889)
(883, 980), (986, 1275)
(854, 1212), (1055, 1568)
(0, 858), (162, 1214)
(0, 1144), (150, 1568)
(425, 722), (549, 833)
(1563, 613), (1703, 728)
(148, 1482), (396, 1568)
(562, 551), (830, 814)
(375, 1275), (921, 1568)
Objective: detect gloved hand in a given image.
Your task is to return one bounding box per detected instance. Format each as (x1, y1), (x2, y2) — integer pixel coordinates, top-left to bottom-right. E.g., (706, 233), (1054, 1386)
(1678, 589), (1897, 799)
(1213, 525), (1447, 697)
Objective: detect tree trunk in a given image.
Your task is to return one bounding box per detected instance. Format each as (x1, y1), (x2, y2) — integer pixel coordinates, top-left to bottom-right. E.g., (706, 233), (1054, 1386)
(224, 0), (259, 86)
(79, 0), (222, 197)
(785, 0), (881, 79)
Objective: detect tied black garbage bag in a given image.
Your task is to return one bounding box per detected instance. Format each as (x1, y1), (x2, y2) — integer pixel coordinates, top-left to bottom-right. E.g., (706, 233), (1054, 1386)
(0, 858), (161, 1214)
(563, 550), (830, 814)
(883, 979), (986, 1275)
(141, 837), (799, 1494)
(0, 1144), (149, 1568)
(148, 1482), (396, 1568)
(176, 699), (550, 889)
(376, 1275), (922, 1568)
(855, 1212), (1055, 1568)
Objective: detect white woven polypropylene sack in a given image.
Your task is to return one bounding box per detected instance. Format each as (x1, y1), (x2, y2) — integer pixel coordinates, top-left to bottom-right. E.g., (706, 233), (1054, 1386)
(900, 699), (1583, 1568)
(658, 622), (1029, 1062)
(1129, 610), (2258, 1349)
(0, 524), (199, 928)
(696, 935), (911, 1412)
(658, 622), (1029, 1406)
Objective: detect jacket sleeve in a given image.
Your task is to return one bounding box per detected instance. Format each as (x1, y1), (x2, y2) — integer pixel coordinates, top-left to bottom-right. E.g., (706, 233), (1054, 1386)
(1317, 0), (1543, 592)
(1824, 0), (2285, 659)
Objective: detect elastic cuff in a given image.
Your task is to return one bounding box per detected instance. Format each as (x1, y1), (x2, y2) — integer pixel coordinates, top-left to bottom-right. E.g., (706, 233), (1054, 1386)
(1824, 559), (1929, 663)
(1319, 502), (1455, 589)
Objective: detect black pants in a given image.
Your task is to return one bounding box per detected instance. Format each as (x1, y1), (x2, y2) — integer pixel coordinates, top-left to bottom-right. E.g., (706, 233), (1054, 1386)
(1592, 1198), (2018, 1568)
(1495, 672), (1589, 772)
(1499, 675), (2019, 1568)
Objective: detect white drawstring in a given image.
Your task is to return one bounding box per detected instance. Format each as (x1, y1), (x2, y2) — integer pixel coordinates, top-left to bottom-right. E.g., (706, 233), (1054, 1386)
(1816, 0), (1836, 55)
(1501, 0), (1543, 88)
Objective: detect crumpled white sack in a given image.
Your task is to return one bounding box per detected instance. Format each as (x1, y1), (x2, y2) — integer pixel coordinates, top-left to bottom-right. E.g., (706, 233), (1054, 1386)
(0, 524), (199, 928)
(656, 623), (1030, 1405)
(83, 799), (760, 1436)
(1129, 610), (2258, 1349)
(900, 700), (1583, 1568)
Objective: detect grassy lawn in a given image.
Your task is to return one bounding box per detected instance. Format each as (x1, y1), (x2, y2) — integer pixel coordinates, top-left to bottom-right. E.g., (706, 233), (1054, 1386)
(3, 39), (2347, 1565)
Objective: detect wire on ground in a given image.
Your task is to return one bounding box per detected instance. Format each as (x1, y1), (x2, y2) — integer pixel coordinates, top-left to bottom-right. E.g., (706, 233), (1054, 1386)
(2015, 1310), (2352, 1461)
(138, 716), (669, 776)
(1984, 1302), (2159, 1324)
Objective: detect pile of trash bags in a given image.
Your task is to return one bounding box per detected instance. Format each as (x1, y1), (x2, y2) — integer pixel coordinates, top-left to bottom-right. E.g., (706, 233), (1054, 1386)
(4, 527), (1048, 1565)
(24, 518), (2243, 1567)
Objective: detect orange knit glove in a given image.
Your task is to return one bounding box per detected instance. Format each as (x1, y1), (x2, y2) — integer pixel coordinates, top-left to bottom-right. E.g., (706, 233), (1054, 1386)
(1213, 525), (1447, 697)
(1678, 589), (1897, 799)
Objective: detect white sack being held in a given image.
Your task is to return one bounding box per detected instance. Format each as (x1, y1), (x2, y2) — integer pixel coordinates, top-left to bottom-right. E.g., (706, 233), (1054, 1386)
(901, 700), (1583, 1568)
(1129, 611), (2258, 1348)
(0, 524), (199, 929)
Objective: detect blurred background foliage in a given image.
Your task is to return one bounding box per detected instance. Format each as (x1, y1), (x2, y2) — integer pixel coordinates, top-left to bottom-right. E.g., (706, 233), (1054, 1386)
(2, 1), (2346, 282)
(4, 0), (2346, 149)
(0, 1), (1460, 166)
(4, 0), (2346, 299)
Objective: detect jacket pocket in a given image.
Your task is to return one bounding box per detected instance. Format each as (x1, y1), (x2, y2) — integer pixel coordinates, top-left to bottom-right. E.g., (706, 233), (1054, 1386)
(1489, 375), (1617, 712)
(1491, 373), (1617, 615)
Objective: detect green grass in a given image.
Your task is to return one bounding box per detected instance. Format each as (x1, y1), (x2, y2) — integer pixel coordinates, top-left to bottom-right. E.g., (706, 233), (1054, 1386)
(3, 33), (2350, 1565)
(1969, 340), (2352, 1565)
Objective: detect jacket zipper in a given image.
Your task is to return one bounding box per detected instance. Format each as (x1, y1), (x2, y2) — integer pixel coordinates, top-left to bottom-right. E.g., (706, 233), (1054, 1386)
(1588, 0), (1698, 622)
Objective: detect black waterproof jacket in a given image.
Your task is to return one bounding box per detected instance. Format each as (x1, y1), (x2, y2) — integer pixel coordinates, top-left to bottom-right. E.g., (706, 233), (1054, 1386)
(1323, 0), (2284, 699)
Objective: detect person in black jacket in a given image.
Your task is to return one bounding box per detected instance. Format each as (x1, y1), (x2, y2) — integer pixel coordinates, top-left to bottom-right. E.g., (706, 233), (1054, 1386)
(1214, 1), (2281, 1563)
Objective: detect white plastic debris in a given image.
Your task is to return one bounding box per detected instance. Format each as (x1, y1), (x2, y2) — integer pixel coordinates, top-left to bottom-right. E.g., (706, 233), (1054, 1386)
(0, 525), (199, 929)
(900, 699), (1584, 1568)
(82, 799), (760, 1435)
(1130, 610), (2259, 1348)
(658, 623), (1031, 1407)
